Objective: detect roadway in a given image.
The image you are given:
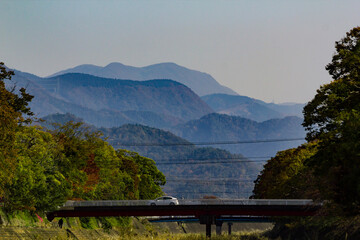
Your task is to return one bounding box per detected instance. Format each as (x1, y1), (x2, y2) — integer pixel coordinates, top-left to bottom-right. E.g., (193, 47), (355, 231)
(47, 199), (320, 220)
(47, 199), (321, 237)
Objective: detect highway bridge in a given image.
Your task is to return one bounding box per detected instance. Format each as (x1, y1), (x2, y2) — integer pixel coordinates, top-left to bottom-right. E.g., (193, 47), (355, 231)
(47, 199), (321, 237)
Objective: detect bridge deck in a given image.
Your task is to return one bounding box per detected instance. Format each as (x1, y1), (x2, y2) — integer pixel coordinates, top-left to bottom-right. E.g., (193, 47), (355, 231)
(47, 199), (321, 221)
(62, 199), (315, 207)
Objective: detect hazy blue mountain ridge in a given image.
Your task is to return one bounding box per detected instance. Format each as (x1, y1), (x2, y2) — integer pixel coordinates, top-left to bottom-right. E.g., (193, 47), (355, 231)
(173, 113), (306, 157)
(264, 102), (305, 117)
(10, 67), (305, 159)
(46, 73), (213, 121)
(202, 94), (304, 121)
(10, 71), (187, 128)
(49, 62), (238, 96)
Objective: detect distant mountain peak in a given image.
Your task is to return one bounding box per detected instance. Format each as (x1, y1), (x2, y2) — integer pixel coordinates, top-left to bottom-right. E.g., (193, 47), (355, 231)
(146, 62), (183, 68)
(49, 62), (238, 96)
(105, 62), (126, 68)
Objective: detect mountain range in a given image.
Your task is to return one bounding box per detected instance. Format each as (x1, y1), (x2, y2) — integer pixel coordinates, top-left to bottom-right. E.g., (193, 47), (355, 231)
(11, 71), (210, 128)
(10, 62), (305, 159)
(7, 62), (309, 198)
(49, 62), (238, 97)
(48, 62), (304, 120)
(45, 73), (213, 121)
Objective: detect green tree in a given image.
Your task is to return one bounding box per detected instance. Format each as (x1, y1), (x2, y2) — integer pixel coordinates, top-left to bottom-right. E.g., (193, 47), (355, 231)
(325, 27), (360, 81)
(302, 27), (360, 214)
(303, 27), (360, 140)
(87, 137), (133, 200)
(117, 150), (166, 200)
(0, 62), (33, 197)
(252, 142), (318, 199)
(49, 121), (165, 201)
(50, 121), (107, 199)
(5, 127), (71, 211)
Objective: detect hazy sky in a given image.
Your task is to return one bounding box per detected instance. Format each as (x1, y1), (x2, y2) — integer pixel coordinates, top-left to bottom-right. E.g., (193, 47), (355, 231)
(2, 0), (360, 103)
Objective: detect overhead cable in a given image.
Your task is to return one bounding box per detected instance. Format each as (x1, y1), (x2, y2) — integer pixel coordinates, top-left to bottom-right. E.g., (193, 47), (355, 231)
(113, 137), (305, 147)
(156, 159), (267, 165)
(154, 156), (272, 161)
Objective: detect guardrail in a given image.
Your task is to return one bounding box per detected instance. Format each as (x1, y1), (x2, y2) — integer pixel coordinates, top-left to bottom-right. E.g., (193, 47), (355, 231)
(62, 199), (316, 208)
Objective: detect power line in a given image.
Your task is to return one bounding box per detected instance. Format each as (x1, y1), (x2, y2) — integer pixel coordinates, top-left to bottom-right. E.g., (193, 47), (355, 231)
(113, 137), (305, 147)
(156, 160), (268, 165)
(154, 156), (272, 161)
(154, 156), (271, 164)
(154, 156), (270, 165)
(166, 184), (254, 187)
(166, 191), (254, 195)
(165, 178), (256, 182)
(96, 158), (269, 166)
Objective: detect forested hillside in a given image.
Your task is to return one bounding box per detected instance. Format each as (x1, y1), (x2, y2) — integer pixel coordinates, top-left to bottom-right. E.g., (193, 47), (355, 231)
(41, 114), (262, 199)
(173, 113), (306, 157)
(41, 111), (304, 197)
(101, 124), (262, 198)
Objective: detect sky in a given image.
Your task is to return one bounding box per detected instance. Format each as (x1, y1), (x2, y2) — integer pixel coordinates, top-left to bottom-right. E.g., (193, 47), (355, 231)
(1, 0), (360, 103)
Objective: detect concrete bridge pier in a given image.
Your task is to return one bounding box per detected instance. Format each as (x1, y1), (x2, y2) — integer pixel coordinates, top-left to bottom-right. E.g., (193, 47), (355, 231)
(206, 223), (211, 238)
(199, 215), (216, 238)
(215, 220), (223, 235)
(228, 222), (233, 235)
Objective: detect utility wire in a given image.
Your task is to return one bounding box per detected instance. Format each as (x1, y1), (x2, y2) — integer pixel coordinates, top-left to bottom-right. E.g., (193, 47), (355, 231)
(165, 178), (257, 182)
(165, 183), (254, 186)
(166, 191), (253, 194)
(154, 156), (270, 165)
(154, 156), (272, 161)
(156, 159), (268, 165)
(113, 137), (305, 147)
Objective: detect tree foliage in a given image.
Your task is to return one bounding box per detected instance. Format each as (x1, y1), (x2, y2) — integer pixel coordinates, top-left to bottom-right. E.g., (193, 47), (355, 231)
(254, 27), (360, 216)
(0, 62), (34, 196)
(302, 27), (360, 214)
(117, 150), (166, 200)
(0, 63), (166, 211)
(303, 27), (360, 140)
(2, 120), (166, 211)
(325, 27), (360, 81)
(49, 121), (166, 201)
(306, 110), (360, 213)
(5, 127), (71, 211)
(252, 142), (318, 199)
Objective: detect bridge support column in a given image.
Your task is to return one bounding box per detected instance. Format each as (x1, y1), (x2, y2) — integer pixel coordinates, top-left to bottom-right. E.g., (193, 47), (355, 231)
(206, 223), (211, 238)
(215, 220), (223, 235)
(199, 215), (216, 238)
(228, 222), (233, 235)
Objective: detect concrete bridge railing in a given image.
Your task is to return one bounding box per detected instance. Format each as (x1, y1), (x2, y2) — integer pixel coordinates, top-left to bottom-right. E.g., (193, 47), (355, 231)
(62, 199), (316, 208)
